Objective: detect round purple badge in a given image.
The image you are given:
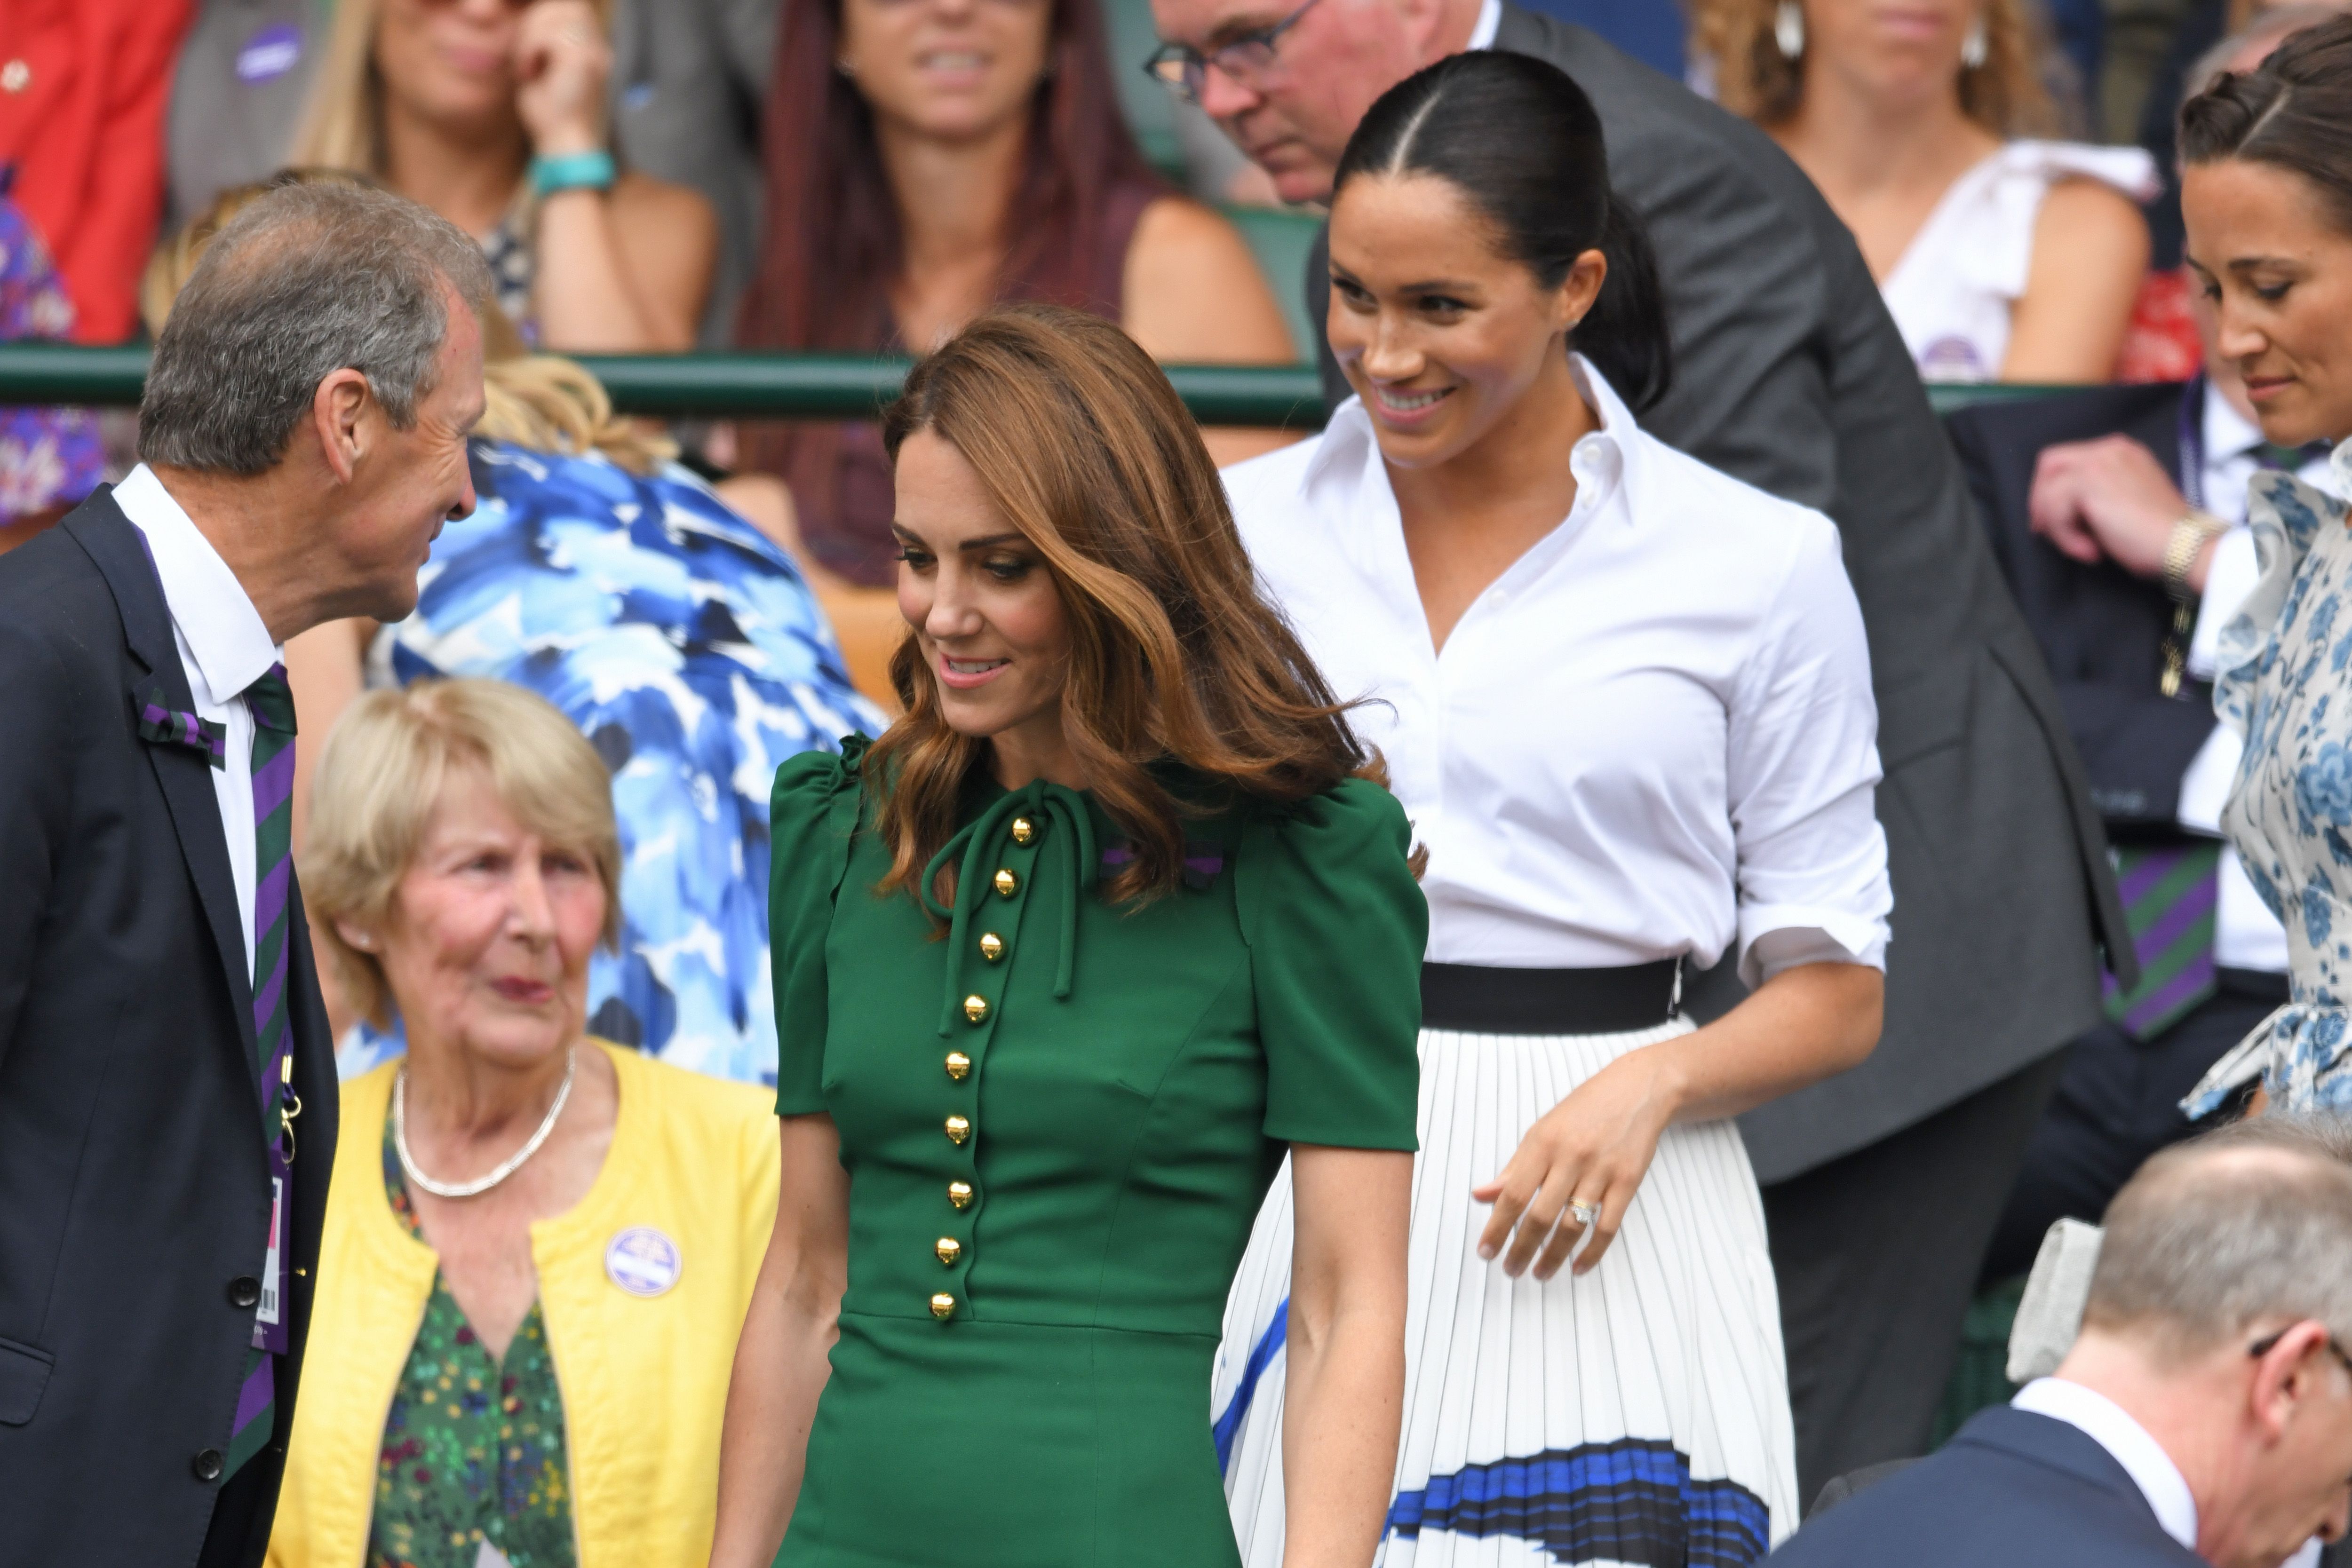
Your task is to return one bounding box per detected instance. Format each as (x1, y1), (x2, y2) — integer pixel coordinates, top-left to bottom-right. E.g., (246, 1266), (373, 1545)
(236, 23), (303, 86)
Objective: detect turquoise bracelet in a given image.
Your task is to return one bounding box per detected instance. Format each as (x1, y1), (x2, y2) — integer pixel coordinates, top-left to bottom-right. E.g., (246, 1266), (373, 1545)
(531, 149), (617, 198)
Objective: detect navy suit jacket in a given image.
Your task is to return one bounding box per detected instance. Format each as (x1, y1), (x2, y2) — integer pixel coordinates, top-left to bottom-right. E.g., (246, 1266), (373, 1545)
(0, 490), (339, 1566)
(1944, 384), (2215, 835)
(1767, 1405), (2207, 1567)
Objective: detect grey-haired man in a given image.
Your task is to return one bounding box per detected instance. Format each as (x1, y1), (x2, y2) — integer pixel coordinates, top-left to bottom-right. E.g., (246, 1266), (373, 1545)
(1772, 1128), (2352, 1567)
(0, 182), (489, 1568)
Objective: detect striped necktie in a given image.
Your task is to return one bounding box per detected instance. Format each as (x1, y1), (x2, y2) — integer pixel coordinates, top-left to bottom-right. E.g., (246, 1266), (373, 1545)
(2101, 841), (2220, 1042)
(222, 662), (296, 1481)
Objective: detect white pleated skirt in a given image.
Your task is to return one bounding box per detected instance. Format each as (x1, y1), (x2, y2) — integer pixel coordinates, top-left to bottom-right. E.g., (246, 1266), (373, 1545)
(1212, 1020), (1798, 1568)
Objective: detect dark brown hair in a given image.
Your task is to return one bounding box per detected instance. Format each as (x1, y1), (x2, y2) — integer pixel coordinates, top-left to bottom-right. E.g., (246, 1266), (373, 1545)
(2181, 12), (2352, 235)
(735, 0), (1165, 528)
(1692, 0), (2058, 135)
(864, 304), (1373, 906)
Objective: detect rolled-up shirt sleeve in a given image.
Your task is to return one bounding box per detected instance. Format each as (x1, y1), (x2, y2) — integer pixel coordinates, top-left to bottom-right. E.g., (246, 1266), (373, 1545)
(1725, 517), (1893, 988)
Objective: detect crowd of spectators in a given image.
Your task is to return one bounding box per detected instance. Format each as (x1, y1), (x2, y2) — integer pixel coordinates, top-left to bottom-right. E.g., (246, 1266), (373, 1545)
(10, 0), (2352, 1563)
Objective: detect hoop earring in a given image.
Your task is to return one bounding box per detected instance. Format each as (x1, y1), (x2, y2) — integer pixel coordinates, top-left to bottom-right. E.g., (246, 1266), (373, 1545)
(1960, 15), (1987, 69)
(1774, 0), (1804, 59)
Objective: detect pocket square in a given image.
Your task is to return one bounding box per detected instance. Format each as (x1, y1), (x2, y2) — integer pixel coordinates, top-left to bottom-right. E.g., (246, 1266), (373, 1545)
(137, 686), (226, 770)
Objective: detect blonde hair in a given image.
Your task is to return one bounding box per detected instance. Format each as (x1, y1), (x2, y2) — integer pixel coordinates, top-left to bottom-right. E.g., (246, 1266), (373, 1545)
(302, 679), (623, 1029)
(288, 0), (614, 178)
(143, 172), (675, 474)
(1692, 0), (2060, 135)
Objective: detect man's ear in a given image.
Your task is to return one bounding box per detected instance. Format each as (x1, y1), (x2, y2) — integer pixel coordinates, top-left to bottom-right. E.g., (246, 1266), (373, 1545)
(309, 368), (375, 485)
(2250, 1320), (2335, 1441)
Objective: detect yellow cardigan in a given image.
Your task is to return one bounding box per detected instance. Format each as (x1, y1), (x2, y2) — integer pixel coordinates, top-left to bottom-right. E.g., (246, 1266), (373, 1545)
(267, 1040), (779, 1568)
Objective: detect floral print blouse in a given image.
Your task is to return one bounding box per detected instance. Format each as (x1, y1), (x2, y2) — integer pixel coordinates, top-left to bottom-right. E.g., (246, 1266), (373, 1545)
(0, 194), (101, 521)
(372, 1122), (575, 1568)
(341, 441), (885, 1087)
(2188, 443), (2352, 1114)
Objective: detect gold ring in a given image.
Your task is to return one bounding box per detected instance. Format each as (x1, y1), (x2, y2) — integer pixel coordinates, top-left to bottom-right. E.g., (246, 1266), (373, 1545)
(1567, 1199), (1599, 1228)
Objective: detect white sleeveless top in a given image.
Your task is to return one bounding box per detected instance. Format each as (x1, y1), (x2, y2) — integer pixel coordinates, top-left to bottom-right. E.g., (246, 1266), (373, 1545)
(1882, 140), (2157, 382)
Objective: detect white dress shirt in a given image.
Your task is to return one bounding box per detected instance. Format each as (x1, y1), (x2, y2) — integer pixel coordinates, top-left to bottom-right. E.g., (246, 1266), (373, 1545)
(1468, 0), (1501, 49)
(112, 463), (283, 983)
(2011, 1378), (2198, 1549)
(2179, 380), (2340, 975)
(1224, 358), (1892, 983)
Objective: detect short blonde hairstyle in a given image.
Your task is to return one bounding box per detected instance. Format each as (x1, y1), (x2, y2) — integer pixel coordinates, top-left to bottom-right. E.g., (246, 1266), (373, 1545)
(302, 679), (623, 1029)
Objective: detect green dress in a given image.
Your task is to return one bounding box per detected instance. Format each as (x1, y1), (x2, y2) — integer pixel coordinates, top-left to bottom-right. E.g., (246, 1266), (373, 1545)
(769, 741), (1425, 1568)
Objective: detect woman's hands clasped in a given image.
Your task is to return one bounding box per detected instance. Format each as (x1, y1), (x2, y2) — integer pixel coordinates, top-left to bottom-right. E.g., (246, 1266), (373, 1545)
(1471, 1046), (1677, 1281)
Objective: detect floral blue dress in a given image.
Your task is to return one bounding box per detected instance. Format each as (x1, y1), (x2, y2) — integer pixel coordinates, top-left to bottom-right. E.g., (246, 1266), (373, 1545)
(341, 441), (886, 1087)
(2188, 444), (2352, 1114)
(0, 194), (102, 521)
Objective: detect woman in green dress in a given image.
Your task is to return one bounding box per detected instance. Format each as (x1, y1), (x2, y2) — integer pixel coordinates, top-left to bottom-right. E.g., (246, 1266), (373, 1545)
(709, 304), (1425, 1568)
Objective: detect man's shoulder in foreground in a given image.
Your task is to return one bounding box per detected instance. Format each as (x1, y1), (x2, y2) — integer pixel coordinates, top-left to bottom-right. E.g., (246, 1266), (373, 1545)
(1766, 1406), (2206, 1568)
(0, 491), (142, 682)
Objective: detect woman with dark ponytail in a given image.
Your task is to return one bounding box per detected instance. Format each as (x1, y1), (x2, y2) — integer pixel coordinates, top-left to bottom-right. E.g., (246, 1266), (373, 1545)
(1213, 52), (1891, 1568)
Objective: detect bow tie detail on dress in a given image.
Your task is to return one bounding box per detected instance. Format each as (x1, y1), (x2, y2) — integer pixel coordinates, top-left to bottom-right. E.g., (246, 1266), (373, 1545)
(922, 779), (1100, 1037)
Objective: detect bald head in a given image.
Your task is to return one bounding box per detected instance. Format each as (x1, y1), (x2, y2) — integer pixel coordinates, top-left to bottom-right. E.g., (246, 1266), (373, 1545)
(2085, 1138), (2352, 1362)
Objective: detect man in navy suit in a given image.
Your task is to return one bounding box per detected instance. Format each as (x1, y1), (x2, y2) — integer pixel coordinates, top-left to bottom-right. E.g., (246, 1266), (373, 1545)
(0, 182), (487, 1568)
(1769, 1132), (2352, 1567)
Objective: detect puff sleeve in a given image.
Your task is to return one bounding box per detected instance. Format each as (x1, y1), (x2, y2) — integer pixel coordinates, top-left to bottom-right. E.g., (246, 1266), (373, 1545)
(1241, 777), (1426, 1150)
(769, 742), (866, 1117)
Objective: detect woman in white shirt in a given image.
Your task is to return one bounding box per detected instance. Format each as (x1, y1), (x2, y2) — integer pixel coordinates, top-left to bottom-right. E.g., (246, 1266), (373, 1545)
(1211, 52), (1892, 1568)
(1692, 0), (2152, 381)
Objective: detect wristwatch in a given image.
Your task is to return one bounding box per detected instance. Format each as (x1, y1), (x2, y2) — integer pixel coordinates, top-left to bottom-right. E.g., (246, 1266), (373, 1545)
(2162, 508), (2230, 602)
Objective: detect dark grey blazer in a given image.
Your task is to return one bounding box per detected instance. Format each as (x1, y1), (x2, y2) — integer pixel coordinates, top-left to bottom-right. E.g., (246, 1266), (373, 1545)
(0, 491), (340, 1566)
(1307, 8), (2134, 1180)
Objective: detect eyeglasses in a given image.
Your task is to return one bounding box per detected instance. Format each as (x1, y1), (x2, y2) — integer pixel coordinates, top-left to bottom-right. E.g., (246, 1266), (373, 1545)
(1143, 0), (1321, 104)
(2250, 1328), (2352, 1381)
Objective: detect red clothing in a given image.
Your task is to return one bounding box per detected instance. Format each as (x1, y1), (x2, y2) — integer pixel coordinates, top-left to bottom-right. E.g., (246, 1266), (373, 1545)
(0, 0), (195, 343)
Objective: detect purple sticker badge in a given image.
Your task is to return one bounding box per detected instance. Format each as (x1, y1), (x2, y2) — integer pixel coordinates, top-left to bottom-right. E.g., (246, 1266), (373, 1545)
(236, 23), (303, 85)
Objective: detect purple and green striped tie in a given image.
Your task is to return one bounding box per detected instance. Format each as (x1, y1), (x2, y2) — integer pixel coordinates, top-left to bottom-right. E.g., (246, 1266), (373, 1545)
(2101, 841), (2220, 1042)
(223, 663), (297, 1481)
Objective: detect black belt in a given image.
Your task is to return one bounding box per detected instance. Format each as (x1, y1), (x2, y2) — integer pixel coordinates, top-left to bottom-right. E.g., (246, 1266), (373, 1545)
(1421, 959), (1682, 1036)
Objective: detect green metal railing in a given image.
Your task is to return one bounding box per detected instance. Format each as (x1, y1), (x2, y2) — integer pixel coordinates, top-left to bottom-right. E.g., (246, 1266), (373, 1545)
(0, 344), (1330, 428)
(0, 343), (2073, 428)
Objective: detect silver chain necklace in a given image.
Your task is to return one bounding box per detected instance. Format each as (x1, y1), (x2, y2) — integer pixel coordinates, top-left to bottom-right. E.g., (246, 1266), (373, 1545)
(393, 1046), (577, 1200)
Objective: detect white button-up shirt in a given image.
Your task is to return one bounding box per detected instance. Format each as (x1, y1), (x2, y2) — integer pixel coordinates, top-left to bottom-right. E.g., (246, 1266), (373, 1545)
(1224, 359), (1891, 983)
(113, 463), (282, 983)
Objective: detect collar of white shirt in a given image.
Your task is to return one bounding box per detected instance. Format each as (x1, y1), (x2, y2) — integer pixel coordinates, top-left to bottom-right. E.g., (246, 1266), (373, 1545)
(2010, 1377), (2198, 1550)
(1469, 0), (1501, 50)
(110, 464), (280, 710)
(1303, 354), (1636, 558)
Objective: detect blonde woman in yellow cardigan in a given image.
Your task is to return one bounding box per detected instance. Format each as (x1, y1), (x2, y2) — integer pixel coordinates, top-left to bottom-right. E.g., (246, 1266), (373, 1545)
(269, 678), (778, 1568)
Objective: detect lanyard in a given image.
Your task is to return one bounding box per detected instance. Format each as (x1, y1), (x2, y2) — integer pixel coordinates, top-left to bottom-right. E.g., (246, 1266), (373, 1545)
(2177, 371), (2208, 510)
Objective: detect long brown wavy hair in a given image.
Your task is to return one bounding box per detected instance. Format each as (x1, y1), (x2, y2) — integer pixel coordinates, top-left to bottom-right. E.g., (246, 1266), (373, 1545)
(864, 304), (1375, 906)
(1692, 0), (2059, 135)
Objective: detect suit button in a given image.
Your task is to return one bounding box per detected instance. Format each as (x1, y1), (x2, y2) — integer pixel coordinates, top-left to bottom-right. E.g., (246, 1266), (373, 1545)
(192, 1449), (225, 1481)
(993, 868), (1017, 897)
(944, 1115), (970, 1146)
(930, 1293), (957, 1320)
(228, 1275), (262, 1309)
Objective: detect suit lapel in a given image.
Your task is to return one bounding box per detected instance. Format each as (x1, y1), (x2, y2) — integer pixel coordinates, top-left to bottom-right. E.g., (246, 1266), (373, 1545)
(64, 492), (262, 1076)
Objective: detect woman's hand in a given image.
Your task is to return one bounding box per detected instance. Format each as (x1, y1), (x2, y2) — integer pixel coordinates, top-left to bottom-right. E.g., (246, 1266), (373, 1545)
(515, 0), (612, 158)
(1472, 1046), (1678, 1280)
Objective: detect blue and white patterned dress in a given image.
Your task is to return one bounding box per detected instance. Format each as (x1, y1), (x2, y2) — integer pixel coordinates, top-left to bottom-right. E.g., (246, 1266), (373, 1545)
(341, 440), (886, 1087)
(2188, 443), (2352, 1114)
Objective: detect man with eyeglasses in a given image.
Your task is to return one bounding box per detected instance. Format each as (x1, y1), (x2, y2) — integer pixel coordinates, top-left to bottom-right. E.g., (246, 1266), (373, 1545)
(1148, 0), (2143, 1510)
(1770, 1126), (2352, 1568)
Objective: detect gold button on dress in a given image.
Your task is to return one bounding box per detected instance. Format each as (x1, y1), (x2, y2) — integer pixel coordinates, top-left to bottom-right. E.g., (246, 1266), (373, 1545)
(768, 745), (1424, 1568)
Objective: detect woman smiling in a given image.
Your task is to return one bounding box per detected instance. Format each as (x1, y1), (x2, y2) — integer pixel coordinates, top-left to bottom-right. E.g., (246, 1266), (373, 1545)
(1214, 53), (1890, 1566)
(709, 305), (1422, 1568)
(2175, 16), (2352, 1119)
(267, 680), (779, 1568)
